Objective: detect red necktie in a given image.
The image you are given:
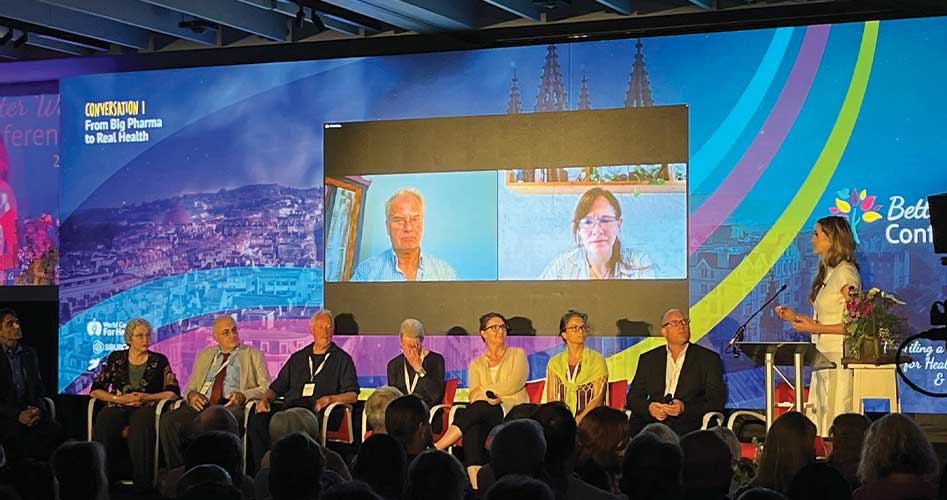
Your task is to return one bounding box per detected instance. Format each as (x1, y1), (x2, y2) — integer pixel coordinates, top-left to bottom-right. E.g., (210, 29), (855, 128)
(210, 352), (231, 405)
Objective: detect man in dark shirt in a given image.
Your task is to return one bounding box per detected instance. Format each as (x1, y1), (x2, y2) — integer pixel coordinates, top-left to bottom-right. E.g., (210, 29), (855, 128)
(0, 308), (62, 461)
(386, 318), (445, 409)
(247, 309), (359, 471)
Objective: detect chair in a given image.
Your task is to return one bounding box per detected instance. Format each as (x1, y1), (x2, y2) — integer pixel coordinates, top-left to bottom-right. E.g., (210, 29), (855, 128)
(525, 379), (545, 404)
(321, 402), (355, 446)
(607, 379), (627, 410)
(429, 378), (461, 443)
(775, 382), (812, 417)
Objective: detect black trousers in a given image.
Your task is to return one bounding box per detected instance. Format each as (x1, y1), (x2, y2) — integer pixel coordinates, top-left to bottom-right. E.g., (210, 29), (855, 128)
(93, 404), (157, 489)
(0, 416), (63, 463)
(158, 404), (246, 469)
(452, 401), (503, 467)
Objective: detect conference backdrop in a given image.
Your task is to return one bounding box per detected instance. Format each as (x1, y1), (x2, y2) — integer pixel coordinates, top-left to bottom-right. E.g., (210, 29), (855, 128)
(56, 17), (947, 413)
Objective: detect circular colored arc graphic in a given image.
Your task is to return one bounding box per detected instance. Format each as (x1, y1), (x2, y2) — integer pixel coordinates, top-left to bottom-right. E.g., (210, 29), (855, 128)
(607, 21), (879, 382)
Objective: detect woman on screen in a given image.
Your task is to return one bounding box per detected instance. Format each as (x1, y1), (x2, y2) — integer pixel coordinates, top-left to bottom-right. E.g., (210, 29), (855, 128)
(541, 187), (655, 280)
(89, 318), (180, 491)
(546, 310), (608, 422)
(434, 312), (528, 486)
(775, 216), (860, 436)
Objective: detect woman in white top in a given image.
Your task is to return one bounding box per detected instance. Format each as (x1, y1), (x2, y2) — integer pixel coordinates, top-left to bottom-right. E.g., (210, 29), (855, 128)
(775, 215), (860, 436)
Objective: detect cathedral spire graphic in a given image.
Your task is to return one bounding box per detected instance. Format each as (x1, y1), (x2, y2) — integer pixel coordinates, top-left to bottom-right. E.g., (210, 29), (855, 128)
(577, 72), (591, 110)
(507, 69), (522, 114)
(625, 39), (655, 108)
(535, 45), (567, 112)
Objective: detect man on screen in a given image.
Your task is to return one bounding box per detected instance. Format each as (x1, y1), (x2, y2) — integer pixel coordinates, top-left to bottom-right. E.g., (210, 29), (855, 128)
(350, 188), (457, 281)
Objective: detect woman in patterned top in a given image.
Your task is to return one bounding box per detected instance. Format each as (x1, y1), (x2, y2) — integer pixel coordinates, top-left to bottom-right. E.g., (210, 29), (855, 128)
(90, 318), (179, 490)
(545, 310), (608, 422)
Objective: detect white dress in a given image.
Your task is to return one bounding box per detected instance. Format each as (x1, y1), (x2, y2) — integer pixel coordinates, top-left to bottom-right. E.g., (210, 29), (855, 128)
(808, 260), (860, 436)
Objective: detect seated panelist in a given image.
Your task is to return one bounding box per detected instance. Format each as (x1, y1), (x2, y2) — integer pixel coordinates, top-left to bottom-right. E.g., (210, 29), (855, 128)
(386, 318), (445, 409)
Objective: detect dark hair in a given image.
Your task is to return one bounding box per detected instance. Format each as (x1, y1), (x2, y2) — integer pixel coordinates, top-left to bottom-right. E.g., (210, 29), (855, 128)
(194, 405), (240, 435)
(270, 432), (324, 500)
(0, 308), (18, 322)
(577, 406), (631, 471)
(491, 419), (547, 479)
(558, 310), (588, 335)
(321, 481), (384, 500)
(385, 395), (430, 453)
(827, 413), (870, 488)
(177, 464), (232, 498)
(680, 430), (734, 495)
(737, 488), (788, 500)
(572, 187), (623, 272)
(532, 402), (576, 470)
(504, 403), (539, 422)
(51, 441), (108, 500)
(184, 431), (244, 486)
(485, 474), (555, 500)
(479, 312), (508, 332)
(404, 450), (466, 500)
(787, 462), (852, 500)
(751, 412), (816, 493)
(353, 434), (407, 499)
(620, 431), (683, 500)
(178, 481), (242, 500)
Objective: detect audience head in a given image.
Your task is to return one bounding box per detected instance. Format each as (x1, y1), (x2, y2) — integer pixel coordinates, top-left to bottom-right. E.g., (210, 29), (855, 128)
(365, 386), (403, 434)
(195, 405), (240, 435)
(620, 431), (683, 500)
(736, 488), (788, 500)
(787, 462), (851, 500)
(384, 395), (431, 456)
(577, 406), (632, 471)
(404, 450), (466, 500)
(641, 421), (681, 446)
(485, 474), (555, 500)
(51, 440), (108, 500)
(176, 464), (232, 497)
(680, 430), (734, 498)
(270, 407), (320, 444)
(752, 411), (816, 493)
(270, 432), (324, 500)
(533, 402), (577, 472)
(491, 419), (547, 479)
(184, 431), (244, 487)
(353, 433), (407, 499)
(858, 413), (939, 484)
(178, 481), (242, 500)
(321, 481), (384, 500)
(827, 413), (870, 485)
(0, 459), (57, 500)
(0, 485), (22, 500)
(504, 403), (539, 422)
(709, 426), (741, 462)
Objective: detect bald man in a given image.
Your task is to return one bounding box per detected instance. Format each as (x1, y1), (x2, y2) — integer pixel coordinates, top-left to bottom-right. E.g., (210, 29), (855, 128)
(159, 316), (271, 468)
(625, 309), (726, 436)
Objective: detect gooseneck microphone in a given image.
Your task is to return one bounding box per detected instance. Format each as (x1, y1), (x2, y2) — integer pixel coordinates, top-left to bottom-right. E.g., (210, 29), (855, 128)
(728, 284), (788, 356)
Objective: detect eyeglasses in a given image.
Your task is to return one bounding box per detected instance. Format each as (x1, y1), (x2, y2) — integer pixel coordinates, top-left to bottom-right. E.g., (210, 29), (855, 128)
(564, 325), (590, 333)
(388, 215), (422, 226)
(662, 318), (690, 328)
(484, 324), (508, 333)
(578, 216), (619, 228)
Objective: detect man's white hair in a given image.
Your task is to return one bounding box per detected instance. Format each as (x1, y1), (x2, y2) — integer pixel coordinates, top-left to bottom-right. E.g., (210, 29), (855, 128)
(311, 309), (334, 323)
(385, 188), (424, 219)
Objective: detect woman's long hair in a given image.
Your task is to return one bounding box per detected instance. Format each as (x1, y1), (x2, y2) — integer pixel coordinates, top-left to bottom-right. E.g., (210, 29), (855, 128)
(809, 216), (857, 303)
(571, 188), (622, 274)
(857, 413), (939, 484)
(576, 406), (630, 471)
(750, 411), (816, 493)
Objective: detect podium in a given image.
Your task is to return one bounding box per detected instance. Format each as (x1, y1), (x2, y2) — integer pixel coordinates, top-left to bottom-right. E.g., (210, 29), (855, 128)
(734, 342), (835, 429)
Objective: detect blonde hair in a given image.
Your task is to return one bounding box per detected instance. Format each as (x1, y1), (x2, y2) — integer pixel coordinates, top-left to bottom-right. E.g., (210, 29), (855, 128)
(809, 216), (857, 303)
(857, 413), (938, 483)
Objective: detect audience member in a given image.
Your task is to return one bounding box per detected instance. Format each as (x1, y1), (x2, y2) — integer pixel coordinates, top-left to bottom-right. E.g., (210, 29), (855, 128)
(51, 441), (108, 500)
(736, 488), (788, 500)
(620, 431), (683, 500)
(710, 425), (757, 495)
(365, 386), (403, 435)
(269, 432), (324, 500)
(641, 422), (681, 445)
(0, 458), (57, 500)
(320, 481), (384, 500)
(183, 431), (247, 489)
(176, 464), (232, 497)
(195, 404), (241, 435)
(826, 413), (870, 490)
(503, 403), (539, 422)
(745, 412), (816, 494)
(485, 475), (555, 500)
(353, 433), (407, 500)
(403, 450), (467, 500)
(490, 419), (547, 480)
(680, 430), (733, 500)
(0, 485), (22, 500)
(787, 462), (851, 500)
(854, 413), (939, 500)
(384, 395), (432, 462)
(178, 481), (243, 500)
(576, 406), (631, 493)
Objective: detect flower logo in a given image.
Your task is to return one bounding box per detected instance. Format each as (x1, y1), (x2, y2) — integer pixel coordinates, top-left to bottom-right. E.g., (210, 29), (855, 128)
(829, 187), (882, 244)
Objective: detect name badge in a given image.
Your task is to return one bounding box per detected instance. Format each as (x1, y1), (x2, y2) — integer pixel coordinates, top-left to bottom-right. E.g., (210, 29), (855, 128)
(200, 381), (213, 395)
(302, 383), (315, 397)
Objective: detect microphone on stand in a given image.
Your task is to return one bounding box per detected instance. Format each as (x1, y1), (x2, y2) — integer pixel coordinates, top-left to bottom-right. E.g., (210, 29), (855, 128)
(728, 284), (788, 357)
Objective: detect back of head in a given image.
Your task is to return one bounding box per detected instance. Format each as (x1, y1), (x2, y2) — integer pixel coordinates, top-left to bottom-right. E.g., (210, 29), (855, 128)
(184, 431), (243, 485)
(404, 450), (466, 500)
(490, 419), (547, 479)
(577, 406), (632, 470)
(752, 412), (816, 493)
(827, 413), (870, 486)
(178, 481), (243, 500)
(0, 459), (57, 500)
(736, 487), (788, 500)
(51, 441), (107, 500)
(384, 395), (429, 451)
(858, 413), (939, 484)
(681, 430), (733, 496)
(709, 426), (741, 461)
(485, 475), (555, 500)
(787, 462), (851, 500)
(321, 481), (384, 500)
(366, 386), (403, 434)
(504, 403), (539, 422)
(641, 422), (681, 446)
(196, 405), (240, 435)
(532, 402), (577, 471)
(620, 431), (683, 500)
(177, 464), (233, 497)
(353, 433), (407, 499)
(270, 407), (320, 444)
(270, 432), (324, 500)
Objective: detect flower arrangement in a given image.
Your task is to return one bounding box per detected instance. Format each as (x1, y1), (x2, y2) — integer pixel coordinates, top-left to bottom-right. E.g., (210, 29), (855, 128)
(843, 286), (906, 359)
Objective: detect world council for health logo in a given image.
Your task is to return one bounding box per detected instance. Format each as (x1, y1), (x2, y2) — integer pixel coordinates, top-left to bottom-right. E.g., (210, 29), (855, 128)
(828, 187), (883, 244)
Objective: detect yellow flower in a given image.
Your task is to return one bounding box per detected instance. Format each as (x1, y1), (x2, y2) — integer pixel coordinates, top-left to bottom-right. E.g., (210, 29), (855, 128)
(867, 287), (880, 297)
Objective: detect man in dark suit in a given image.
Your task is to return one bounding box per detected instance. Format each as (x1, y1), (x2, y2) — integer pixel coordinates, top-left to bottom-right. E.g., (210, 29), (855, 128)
(0, 308), (62, 461)
(626, 309), (726, 435)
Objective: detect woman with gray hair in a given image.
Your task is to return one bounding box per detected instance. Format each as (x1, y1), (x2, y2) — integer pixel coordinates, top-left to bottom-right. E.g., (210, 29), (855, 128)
(89, 317), (179, 490)
(853, 413), (938, 500)
(386, 318), (445, 408)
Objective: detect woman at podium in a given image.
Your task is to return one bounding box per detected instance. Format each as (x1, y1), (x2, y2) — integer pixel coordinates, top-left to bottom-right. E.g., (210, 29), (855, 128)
(775, 216), (860, 436)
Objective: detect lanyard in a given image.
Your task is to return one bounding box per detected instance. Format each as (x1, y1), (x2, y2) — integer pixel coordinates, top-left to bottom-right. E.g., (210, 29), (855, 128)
(403, 357), (425, 395)
(566, 362), (581, 384)
(212, 347), (238, 378)
(308, 353), (331, 382)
